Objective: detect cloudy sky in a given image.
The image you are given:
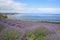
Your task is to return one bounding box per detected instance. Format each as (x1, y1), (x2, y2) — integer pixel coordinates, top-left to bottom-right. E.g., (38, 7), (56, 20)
(0, 0), (60, 13)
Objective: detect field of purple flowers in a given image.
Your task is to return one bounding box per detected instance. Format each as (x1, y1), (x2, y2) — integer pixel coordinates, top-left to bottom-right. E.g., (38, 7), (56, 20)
(0, 19), (60, 40)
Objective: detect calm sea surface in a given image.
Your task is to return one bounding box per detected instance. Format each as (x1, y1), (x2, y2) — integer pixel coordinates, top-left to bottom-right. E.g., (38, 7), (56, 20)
(7, 13), (60, 22)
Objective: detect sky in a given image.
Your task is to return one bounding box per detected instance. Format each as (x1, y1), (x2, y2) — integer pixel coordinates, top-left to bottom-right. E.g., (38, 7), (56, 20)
(0, 0), (60, 13)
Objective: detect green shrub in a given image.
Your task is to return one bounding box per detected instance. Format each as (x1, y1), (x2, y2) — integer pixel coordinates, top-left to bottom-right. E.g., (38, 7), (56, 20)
(4, 16), (7, 18)
(25, 30), (35, 40)
(0, 25), (5, 32)
(17, 25), (24, 28)
(25, 27), (51, 40)
(0, 29), (21, 40)
(0, 14), (7, 18)
(8, 23), (15, 26)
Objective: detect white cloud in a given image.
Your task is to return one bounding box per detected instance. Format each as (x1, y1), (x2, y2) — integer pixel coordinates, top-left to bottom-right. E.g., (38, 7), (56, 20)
(0, 0), (34, 13)
(0, 0), (60, 13)
(37, 8), (60, 13)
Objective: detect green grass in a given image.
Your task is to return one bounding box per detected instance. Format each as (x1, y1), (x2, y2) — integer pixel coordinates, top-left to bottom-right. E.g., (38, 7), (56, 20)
(0, 29), (21, 40)
(42, 21), (60, 24)
(22, 20), (44, 22)
(25, 27), (51, 40)
(22, 20), (60, 24)
(48, 22), (60, 24)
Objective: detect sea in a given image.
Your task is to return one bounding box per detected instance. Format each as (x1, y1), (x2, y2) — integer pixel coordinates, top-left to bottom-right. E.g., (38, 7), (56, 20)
(7, 13), (60, 22)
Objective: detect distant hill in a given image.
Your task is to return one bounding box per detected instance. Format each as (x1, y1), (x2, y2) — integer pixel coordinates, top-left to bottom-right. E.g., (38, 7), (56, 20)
(0, 13), (20, 15)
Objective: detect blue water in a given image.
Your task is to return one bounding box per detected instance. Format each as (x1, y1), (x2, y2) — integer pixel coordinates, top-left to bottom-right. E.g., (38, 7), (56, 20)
(8, 13), (60, 22)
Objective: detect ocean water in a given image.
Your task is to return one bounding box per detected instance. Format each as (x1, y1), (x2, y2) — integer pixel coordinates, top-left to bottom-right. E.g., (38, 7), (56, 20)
(7, 13), (60, 22)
